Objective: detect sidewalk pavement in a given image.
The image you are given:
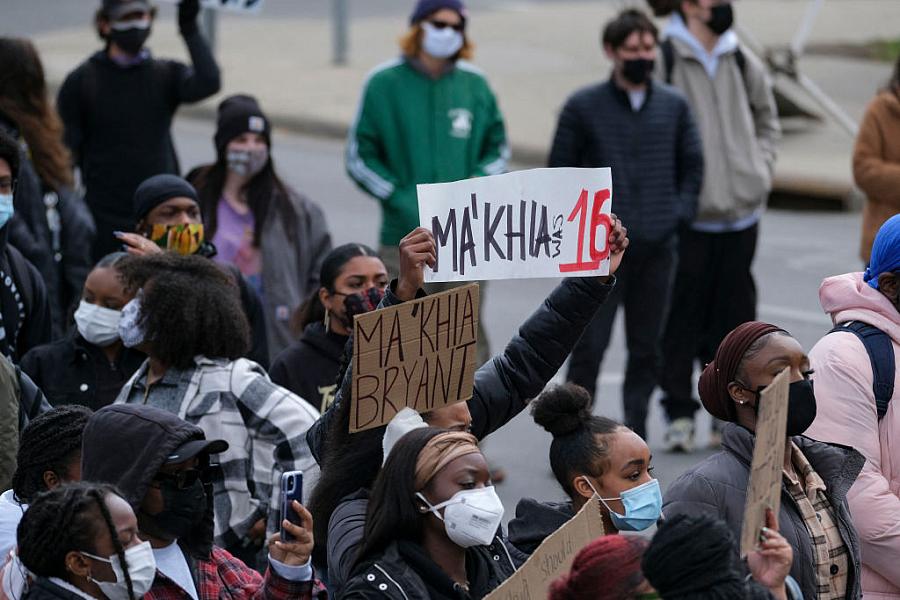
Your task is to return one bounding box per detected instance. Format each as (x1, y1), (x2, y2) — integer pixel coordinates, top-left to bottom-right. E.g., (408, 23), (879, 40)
(31, 0), (898, 202)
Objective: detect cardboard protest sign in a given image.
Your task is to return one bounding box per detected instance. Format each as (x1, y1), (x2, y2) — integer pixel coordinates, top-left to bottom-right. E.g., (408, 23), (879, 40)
(418, 167), (614, 282)
(484, 497), (606, 600)
(350, 284), (479, 433)
(740, 368), (790, 557)
(157, 0), (264, 14)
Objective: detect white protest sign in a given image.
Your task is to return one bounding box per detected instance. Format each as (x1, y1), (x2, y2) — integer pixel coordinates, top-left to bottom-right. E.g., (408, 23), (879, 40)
(417, 168), (614, 282)
(157, 0), (265, 14)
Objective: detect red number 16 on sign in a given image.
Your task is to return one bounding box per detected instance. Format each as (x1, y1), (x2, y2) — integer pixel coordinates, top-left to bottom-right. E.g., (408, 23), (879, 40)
(558, 189), (612, 273)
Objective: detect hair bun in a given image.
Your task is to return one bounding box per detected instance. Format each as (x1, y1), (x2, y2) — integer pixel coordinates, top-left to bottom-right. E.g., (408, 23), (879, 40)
(531, 383), (593, 437)
(646, 0), (678, 17)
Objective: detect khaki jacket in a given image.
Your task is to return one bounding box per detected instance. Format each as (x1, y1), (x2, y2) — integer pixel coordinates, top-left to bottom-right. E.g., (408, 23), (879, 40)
(855, 91), (900, 263)
(662, 38), (780, 225)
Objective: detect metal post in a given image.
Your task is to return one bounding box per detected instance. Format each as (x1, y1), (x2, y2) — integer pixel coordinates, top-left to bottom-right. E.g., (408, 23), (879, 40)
(200, 7), (217, 55)
(332, 0), (348, 66)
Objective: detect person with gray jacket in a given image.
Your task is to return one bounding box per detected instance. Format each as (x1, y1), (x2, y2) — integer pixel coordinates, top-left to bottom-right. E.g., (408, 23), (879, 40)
(188, 95), (332, 361)
(651, 0), (781, 452)
(664, 321), (863, 600)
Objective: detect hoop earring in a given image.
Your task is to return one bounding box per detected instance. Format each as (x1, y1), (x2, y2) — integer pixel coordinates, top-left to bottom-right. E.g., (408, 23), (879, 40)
(324, 309), (330, 333)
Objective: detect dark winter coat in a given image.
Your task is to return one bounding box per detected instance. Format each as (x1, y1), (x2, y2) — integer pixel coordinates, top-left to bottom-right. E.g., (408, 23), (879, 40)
(270, 322), (347, 413)
(341, 537), (516, 599)
(22, 578), (87, 600)
(21, 332), (145, 411)
(663, 422), (865, 600)
(0, 226), (51, 361)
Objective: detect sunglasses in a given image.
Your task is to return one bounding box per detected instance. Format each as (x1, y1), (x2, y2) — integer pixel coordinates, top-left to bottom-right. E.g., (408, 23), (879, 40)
(428, 19), (464, 32)
(153, 465), (217, 490)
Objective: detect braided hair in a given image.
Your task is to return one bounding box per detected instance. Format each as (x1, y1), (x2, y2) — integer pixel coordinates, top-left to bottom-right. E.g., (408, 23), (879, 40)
(18, 482), (136, 599)
(11, 405), (92, 504)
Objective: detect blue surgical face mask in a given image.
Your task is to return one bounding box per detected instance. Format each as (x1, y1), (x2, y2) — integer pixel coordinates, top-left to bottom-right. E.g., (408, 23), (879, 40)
(584, 477), (663, 532)
(0, 194), (14, 228)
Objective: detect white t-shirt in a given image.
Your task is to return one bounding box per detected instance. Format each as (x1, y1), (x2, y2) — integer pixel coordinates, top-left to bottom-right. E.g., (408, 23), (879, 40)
(0, 490), (26, 559)
(153, 542), (198, 600)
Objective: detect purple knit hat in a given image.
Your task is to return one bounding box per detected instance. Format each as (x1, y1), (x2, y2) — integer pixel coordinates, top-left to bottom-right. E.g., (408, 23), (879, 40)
(409, 0), (467, 24)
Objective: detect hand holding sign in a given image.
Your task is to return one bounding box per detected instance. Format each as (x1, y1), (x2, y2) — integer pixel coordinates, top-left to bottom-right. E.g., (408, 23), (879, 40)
(607, 213), (628, 277)
(396, 228), (437, 302)
(746, 508), (793, 597)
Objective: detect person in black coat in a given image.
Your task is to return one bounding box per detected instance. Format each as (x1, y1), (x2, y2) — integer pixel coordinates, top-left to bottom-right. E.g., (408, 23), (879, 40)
(57, 0), (220, 260)
(270, 243), (389, 412)
(17, 483), (151, 600)
(21, 253), (145, 411)
(0, 132), (51, 361)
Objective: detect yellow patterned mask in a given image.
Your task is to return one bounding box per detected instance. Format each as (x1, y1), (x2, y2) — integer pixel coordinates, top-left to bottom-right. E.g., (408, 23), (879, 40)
(147, 224), (205, 256)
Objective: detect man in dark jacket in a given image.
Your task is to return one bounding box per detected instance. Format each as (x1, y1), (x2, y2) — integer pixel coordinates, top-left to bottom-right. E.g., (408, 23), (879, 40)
(307, 225), (628, 592)
(0, 132), (51, 361)
(57, 0), (221, 260)
(81, 404), (326, 599)
(550, 9), (703, 441)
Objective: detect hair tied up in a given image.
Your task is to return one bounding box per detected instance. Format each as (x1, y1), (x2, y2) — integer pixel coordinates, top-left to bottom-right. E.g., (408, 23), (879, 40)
(531, 383), (594, 437)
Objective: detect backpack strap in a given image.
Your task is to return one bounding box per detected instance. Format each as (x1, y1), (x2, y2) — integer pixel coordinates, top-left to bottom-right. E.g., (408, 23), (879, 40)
(830, 321), (895, 420)
(661, 38), (675, 84)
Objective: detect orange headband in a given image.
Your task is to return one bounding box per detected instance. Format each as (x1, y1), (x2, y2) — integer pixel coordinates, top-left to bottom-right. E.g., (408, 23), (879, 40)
(413, 431), (480, 491)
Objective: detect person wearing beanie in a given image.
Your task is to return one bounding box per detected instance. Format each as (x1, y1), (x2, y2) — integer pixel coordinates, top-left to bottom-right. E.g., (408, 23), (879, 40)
(187, 94), (332, 361)
(115, 173), (270, 368)
(663, 321), (864, 600)
(642, 513), (796, 600)
(57, 0), (221, 261)
(345, 0), (507, 366)
(801, 214), (900, 597)
(549, 535), (651, 600)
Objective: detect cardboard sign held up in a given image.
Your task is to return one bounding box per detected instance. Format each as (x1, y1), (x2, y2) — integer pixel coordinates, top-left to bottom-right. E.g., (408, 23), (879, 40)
(484, 497), (606, 600)
(418, 167), (614, 282)
(350, 284), (479, 433)
(740, 368), (790, 557)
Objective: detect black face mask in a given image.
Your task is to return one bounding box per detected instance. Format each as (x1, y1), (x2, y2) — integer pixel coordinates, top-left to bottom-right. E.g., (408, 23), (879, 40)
(148, 479), (208, 540)
(747, 379), (818, 436)
(109, 27), (151, 56)
(706, 3), (734, 36)
(622, 58), (655, 85)
(336, 286), (385, 328)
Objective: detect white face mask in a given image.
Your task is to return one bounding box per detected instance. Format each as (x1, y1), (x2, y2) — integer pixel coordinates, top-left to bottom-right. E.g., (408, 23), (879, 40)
(226, 147), (268, 178)
(416, 486), (504, 548)
(117, 293), (145, 349)
(75, 300), (123, 347)
(82, 540), (157, 600)
(421, 21), (464, 59)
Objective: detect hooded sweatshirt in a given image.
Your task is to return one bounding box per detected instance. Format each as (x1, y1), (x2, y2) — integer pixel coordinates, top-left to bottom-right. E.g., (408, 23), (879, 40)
(269, 322), (347, 414)
(806, 272), (900, 598)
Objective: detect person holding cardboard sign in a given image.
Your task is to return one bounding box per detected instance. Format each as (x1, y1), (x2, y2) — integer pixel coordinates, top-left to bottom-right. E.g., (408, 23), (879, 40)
(663, 321), (864, 600)
(307, 221), (627, 591)
(507, 383), (660, 562)
(342, 427), (515, 599)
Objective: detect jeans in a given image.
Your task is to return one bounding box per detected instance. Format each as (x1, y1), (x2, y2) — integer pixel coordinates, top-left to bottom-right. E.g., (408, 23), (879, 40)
(566, 237), (677, 438)
(660, 224), (759, 421)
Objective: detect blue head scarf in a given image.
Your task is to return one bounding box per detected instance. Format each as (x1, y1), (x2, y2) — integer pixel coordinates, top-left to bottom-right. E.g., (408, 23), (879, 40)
(864, 214), (900, 289)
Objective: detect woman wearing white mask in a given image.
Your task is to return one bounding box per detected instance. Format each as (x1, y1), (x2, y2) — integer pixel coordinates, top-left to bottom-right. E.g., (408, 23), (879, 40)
(21, 253), (144, 411)
(343, 427), (514, 599)
(16, 482), (157, 600)
(187, 95), (332, 361)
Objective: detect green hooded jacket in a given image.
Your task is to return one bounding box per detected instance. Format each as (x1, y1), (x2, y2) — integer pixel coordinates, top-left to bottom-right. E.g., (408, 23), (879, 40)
(346, 58), (509, 246)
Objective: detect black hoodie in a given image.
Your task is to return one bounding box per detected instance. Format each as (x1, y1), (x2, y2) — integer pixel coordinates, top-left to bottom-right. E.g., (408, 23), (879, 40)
(506, 498), (575, 564)
(269, 321), (347, 413)
(80, 404), (216, 559)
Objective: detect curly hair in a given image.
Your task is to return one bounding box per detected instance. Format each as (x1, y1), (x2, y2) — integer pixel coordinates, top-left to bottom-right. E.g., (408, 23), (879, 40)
(116, 253), (250, 369)
(0, 38), (73, 191)
(12, 405), (92, 505)
(18, 482), (135, 599)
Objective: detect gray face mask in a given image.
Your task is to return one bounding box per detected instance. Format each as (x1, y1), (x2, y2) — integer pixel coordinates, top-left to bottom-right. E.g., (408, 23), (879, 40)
(117, 292), (146, 348)
(226, 147), (268, 178)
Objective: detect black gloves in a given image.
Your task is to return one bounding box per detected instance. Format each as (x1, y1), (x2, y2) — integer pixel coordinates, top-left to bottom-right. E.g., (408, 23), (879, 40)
(178, 0), (201, 36)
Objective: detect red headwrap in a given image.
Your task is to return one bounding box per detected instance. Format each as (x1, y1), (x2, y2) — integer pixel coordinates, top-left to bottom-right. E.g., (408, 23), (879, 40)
(548, 535), (649, 600)
(697, 321), (786, 422)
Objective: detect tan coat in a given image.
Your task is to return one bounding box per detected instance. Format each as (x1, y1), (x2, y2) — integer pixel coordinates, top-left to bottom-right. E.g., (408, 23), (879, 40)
(856, 91), (900, 263)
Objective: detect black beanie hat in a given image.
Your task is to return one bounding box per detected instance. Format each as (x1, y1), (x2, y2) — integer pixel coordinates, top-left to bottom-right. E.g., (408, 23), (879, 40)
(133, 174), (199, 223)
(214, 94), (271, 158)
(409, 0), (466, 24)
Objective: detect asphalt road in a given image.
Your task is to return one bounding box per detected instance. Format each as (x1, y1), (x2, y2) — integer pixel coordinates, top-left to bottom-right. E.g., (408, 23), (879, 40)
(171, 117), (862, 521)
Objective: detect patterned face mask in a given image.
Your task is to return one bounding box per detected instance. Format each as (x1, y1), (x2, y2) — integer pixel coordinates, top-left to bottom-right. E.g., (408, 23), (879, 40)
(147, 224), (205, 256)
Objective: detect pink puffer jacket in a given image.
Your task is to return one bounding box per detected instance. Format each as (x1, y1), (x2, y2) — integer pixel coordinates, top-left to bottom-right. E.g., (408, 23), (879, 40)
(806, 272), (900, 599)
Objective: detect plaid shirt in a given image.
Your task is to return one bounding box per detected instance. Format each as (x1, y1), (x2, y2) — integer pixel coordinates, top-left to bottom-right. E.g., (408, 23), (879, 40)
(784, 443), (850, 599)
(144, 546), (327, 600)
(117, 356), (321, 547)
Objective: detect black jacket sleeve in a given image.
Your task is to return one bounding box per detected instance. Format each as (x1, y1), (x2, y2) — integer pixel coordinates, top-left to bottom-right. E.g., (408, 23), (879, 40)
(173, 29), (221, 103)
(547, 95), (585, 168)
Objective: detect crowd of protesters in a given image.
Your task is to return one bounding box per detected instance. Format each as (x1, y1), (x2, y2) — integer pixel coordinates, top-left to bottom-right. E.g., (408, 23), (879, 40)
(0, 0), (897, 598)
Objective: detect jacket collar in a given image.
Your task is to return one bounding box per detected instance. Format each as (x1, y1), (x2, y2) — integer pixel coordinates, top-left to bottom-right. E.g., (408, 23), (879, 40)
(720, 422), (864, 502)
(607, 74), (655, 112)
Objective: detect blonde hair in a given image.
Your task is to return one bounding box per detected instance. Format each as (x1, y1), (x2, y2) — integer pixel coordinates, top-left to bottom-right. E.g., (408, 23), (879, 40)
(398, 24), (474, 61)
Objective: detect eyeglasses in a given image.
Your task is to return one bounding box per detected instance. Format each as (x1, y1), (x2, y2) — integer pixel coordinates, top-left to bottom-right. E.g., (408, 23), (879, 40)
(428, 19), (464, 32)
(153, 466), (215, 490)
